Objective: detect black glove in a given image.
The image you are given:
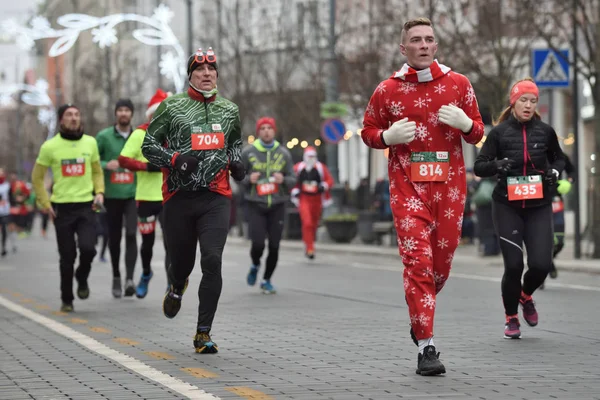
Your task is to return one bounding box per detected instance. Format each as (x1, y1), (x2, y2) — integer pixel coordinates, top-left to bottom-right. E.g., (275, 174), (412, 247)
(317, 183), (326, 193)
(173, 154), (198, 177)
(495, 158), (513, 175)
(229, 161), (245, 182)
(146, 163), (162, 172)
(544, 169), (558, 186)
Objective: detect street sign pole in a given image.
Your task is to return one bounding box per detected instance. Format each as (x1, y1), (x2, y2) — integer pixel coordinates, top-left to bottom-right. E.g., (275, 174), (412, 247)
(571, 3), (582, 259)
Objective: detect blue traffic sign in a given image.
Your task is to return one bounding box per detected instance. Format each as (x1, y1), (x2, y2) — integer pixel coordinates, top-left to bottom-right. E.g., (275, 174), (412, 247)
(532, 49), (570, 88)
(320, 118), (346, 144)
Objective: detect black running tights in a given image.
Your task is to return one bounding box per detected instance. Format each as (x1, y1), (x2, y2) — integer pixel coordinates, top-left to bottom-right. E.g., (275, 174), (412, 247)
(492, 201), (553, 316)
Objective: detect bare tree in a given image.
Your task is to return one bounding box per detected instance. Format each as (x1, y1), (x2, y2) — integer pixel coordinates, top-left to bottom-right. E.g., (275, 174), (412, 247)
(201, 0), (329, 160)
(431, 0), (535, 119)
(529, 0), (599, 257)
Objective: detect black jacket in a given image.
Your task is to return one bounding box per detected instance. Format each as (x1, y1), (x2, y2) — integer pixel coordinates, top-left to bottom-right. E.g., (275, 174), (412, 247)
(473, 114), (565, 208)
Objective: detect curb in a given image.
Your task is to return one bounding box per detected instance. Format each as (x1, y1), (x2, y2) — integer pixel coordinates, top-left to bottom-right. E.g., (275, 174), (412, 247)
(226, 236), (600, 275)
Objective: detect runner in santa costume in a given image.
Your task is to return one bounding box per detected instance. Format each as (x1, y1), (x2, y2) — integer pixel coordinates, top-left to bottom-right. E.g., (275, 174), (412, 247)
(291, 146), (333, 259)
(361, 18), (484, 376)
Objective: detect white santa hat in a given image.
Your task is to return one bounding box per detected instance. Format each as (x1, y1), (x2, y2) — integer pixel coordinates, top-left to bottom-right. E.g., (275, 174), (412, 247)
(145, 89), (172, 119)
(303, 146), (317, 164)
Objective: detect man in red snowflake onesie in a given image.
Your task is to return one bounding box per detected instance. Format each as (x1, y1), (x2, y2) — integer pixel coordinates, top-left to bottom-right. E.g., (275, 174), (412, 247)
(361, 18), (484, 376)
(291, 146), (333, 260)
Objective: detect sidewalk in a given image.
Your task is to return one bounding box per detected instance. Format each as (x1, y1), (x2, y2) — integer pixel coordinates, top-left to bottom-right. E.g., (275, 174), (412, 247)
(226, 233), (600, 275)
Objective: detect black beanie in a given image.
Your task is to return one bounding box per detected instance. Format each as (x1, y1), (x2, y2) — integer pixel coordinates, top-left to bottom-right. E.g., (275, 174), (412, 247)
(115, 98), (134, 114)
(187, 47), (218, 79)
(57, 103), (79, 121)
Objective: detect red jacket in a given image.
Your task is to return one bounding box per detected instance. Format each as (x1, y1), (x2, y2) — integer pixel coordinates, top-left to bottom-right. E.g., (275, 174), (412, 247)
(291, 161), (334, 207)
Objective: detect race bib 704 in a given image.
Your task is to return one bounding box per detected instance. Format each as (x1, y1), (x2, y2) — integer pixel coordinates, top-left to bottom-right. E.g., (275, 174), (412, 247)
(410, 152), (449, 182)
(191, 132), (224, 150)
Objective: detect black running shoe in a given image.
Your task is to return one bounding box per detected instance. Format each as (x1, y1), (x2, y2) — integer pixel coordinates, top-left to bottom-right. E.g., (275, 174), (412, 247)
(549, 263), (558, 279)
(162, 278), (189, 319)
(416, 345), (446, 376)
(193, 330), (219, 354)
(77, 281), (90, 300)
(60, 303), (74, 313)
(75, 268), (89, 300)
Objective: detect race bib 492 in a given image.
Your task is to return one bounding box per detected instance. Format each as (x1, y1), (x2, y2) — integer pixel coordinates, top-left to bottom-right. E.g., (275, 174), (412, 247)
(61, 158), (85, 177)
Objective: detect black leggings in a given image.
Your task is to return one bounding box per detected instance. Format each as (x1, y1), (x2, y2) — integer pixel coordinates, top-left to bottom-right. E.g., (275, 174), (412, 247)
(137, 201), (169, 276)
(105, 198), (138, 279)
(163, 190), (231, 331)
(247, 202), (285, 281)
(492, 201), (553, 316)
(52, 202), (97, 304)
(41, 212), (50, 232)
(0, 216), (8, 252)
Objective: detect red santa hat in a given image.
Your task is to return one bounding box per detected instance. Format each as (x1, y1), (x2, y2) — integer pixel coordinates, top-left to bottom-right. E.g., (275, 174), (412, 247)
(146, 89), (172, 119)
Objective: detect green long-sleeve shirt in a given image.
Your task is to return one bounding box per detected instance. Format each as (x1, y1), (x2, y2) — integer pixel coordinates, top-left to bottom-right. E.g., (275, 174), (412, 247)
(96, 126), (136, 199)
(141, 92), (242, 193)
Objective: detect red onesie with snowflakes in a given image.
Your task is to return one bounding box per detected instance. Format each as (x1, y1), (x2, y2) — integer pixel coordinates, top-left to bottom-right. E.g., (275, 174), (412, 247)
(361, 60), (484, 340)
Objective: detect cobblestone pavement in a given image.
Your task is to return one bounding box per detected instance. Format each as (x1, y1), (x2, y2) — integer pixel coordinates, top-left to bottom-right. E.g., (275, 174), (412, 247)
(1, 226), (599, 400)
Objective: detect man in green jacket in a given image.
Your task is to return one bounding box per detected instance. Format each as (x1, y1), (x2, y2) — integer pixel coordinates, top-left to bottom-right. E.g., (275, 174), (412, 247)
(241, 117), (295, 294)
(96, 99), (138, 298)
(141, 47), (244, 354)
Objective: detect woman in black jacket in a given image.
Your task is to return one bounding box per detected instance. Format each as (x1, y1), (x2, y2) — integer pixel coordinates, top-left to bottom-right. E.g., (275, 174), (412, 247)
(474, 78), (565, 340)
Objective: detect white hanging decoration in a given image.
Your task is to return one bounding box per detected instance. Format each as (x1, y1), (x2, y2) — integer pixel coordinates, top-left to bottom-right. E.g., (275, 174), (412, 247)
(0, 79), (56, 139)
(1, 4), (186, 93)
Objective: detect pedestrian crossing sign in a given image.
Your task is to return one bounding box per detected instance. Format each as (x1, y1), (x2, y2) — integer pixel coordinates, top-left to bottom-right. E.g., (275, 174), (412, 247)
(532, 49), (570, 88)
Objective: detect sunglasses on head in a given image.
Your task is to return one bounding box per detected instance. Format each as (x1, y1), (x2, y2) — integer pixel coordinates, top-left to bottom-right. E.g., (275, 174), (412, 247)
(193, 47), (217, 64)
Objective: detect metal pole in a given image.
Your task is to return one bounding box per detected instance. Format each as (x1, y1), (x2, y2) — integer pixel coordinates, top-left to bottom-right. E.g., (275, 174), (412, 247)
(325, 0), (339, 183)
(572, 0), (582, 259)
(15, 91), (23, 178)
(187, 0), (194, 55)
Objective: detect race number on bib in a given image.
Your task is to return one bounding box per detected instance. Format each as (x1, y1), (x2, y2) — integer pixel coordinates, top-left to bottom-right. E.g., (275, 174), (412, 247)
(410, 152), (449, 182)
(191, 132), (224, 150)
(111, 171), (134, 184)
(302, 181), (319, 193)
(507, 175), (543, 201)
(552, 197), (565, 213)
(61, 158), (85, 177)
(138, 220), (156, 234)
(256, 183), (279, 196)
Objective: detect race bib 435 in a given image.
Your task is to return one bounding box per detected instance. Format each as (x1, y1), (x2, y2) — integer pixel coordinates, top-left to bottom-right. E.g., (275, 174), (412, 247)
(507, 175), (543, 201)
(410, 152), (449, 182)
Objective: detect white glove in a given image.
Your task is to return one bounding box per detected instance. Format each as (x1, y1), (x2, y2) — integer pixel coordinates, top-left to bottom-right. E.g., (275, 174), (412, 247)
(438, 104), (473, 133)
(381, 118), (416, 145)
(291, 197), (299, 207)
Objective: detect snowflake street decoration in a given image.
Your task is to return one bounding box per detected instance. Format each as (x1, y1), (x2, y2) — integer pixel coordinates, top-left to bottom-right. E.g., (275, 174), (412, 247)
(0, 79), (56, 139)
(1, 4), (186, 92)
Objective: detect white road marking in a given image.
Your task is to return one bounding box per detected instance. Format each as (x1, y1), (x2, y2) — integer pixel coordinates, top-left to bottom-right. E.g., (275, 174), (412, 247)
(0, 295), (220, 400)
